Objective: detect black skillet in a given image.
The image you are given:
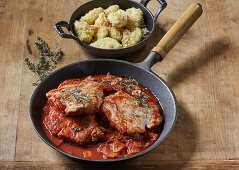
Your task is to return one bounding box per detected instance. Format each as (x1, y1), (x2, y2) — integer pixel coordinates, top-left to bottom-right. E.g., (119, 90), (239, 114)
(30, 4), (202, 162)
(55, 0), (167, 58)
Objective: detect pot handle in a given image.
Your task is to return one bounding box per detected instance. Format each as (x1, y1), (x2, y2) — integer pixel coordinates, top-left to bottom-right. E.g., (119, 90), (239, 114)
(55, 21), (78, 40)
(140, 0), (167, 22)
(137, 3), (203, 70)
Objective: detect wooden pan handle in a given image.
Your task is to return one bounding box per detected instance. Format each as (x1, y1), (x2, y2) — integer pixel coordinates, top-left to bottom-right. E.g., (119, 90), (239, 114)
(152, 3), (203, 59)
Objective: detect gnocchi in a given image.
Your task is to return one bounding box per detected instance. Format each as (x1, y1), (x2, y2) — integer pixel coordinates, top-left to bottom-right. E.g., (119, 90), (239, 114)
(74, 5), (149, 49)
(74, 20), (95, 44)
(104, 5), (120, 16)
(125, 7), (144, 30)
(80, 7), (104, 24)
(122, 27), (142, 47)
(90, 37), (123, 49)
(107, 9), (128, 28)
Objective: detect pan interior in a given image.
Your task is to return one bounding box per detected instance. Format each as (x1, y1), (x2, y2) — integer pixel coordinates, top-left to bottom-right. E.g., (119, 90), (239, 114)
(30, 60), (177, 161)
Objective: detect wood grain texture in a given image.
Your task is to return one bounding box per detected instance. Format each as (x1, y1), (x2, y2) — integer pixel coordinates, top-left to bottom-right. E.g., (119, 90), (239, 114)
(0, 0), (239, 168)
(1, 160), (239, 169)
(0, 0), (27, 161)
(14, 0), (92, 162)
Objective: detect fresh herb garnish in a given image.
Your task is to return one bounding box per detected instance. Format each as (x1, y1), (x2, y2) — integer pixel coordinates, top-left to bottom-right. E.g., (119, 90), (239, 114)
(73, 89), (82, 93)
(106, 136), (125, 143)
(70, 89), (92, 103)
(134, 91), (149, 107)
(104, 84), (117, 91)
(25, 36), (62, 85)
(70, 91), (83, 103)
(71, 127), (82, 132)
(119, 78), (138, 89)
(99, 77), (149, 107)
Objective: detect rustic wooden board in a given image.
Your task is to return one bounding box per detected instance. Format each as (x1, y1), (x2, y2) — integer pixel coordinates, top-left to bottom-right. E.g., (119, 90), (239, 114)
(2, 160), (239, 170)
(0, 0), (239, 168)
(0, 0), (28, 161)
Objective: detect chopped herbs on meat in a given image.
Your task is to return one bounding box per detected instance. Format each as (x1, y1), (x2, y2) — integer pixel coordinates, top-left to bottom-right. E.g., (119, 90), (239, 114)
(46, 79), (103, 115)
(104, 84), (117, 91)
(70, 89), (92, 103)
(106, 136), (125, 143)
(71, 127), (82, 132)
(73, 89), (82, 93)
(135, 91), (149, 107)
(99, 77), (148, 107)
(69, 91), (83, 103)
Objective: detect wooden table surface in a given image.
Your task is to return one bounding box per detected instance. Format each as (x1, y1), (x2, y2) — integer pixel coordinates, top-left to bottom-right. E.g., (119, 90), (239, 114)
(1, 0), (239, 169)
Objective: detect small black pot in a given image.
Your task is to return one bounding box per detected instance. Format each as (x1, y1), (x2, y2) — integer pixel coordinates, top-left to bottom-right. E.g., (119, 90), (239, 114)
(55, 0), (167, 58)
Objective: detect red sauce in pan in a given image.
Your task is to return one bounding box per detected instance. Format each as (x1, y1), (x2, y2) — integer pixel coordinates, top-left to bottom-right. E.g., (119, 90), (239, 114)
(42, 74), (164, 160)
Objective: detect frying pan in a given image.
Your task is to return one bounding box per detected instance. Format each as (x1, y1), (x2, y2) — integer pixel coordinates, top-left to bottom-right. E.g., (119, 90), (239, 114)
(55, 0), (167, 58)
(30, 4), (202, 162)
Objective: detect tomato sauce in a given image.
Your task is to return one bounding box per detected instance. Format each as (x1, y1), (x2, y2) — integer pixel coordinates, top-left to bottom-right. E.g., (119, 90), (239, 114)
(42, 74), (164, 160)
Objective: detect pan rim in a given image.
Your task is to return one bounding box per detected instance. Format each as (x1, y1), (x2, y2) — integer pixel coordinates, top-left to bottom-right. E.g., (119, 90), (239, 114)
(29, 59), (178, 162)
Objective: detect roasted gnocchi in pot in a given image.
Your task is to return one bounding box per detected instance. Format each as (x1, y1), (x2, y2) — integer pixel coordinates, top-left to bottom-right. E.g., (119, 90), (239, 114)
(74, 5), (149, 49)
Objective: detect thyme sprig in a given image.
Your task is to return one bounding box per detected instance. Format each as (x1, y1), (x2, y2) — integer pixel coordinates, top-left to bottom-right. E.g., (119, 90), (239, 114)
(25, 36), (62, 85)
(99, 77), (138, 92)
(70, 89), (92, 103)
(118, 78), (138, 92)
(71, 127), (82, 132)
(135, 91), (149, 107)
(99, 77), (149, 107)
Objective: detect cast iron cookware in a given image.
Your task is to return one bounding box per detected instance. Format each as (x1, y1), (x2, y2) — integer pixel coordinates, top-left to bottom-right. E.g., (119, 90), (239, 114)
(30, 4), (202, 162)
(55, 0), (167, 58)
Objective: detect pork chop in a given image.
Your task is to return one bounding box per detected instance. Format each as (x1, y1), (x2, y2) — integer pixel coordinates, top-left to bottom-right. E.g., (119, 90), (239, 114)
(46, 78), (104, 115)
(43, 104), (105, 144)
(101, 91), (163, 134)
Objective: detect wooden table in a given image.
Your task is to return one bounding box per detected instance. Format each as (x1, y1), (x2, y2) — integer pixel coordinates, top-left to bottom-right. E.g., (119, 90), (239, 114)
(1, 0), (239, 169)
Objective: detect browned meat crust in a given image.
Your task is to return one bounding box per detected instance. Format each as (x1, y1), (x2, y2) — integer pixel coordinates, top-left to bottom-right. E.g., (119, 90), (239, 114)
(46, 78), (104, 115)
(101, 91), (163, 135)
(43, 104), (105, 144)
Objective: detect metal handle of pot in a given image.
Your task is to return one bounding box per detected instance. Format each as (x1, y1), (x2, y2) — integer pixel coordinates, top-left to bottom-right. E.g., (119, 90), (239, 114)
(140, 0), (167, 22)
(55, 21), (78, 40)
(138, 3), (203, 70)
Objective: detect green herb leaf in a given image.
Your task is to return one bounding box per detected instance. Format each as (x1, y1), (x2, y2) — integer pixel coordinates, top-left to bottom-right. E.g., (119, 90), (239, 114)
(25, 36), (62, 85)
(70, 89), (92, 103)
(100, 76), (149, 107)
(71, 127), (82, 132)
